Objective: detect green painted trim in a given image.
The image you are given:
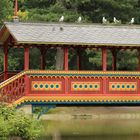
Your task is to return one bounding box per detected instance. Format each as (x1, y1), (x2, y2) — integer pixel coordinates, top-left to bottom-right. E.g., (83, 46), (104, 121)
(16, 100), (140, 108)
(28, 73), (140, 77)
(17, 41), (140, 47)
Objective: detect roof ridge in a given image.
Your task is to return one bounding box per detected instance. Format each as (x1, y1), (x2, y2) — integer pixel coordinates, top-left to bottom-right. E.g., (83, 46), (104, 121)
(4, 21), (140, 29)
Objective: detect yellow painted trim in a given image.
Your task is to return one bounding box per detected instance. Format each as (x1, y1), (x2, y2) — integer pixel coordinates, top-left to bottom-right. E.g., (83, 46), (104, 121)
(12, 96), (140, 106)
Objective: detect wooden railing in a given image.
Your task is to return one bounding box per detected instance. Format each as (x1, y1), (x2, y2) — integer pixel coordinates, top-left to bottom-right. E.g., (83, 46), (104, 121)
(0, 70), (140, 105)
(0, 71), (20, 83)
(27, 70), (140, 96)
(0, 71), (25, 103)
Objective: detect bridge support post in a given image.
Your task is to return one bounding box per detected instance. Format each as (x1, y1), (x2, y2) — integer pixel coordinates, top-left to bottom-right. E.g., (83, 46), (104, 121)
(32, 105), (56, 119)
(4, 42), (8, 80)
(24, 47), (29, 70)
(102, 47), (107, 71)
(64, 47), (68, 71)
(20, 105), (32, 115)
(102, 47), (107, 94)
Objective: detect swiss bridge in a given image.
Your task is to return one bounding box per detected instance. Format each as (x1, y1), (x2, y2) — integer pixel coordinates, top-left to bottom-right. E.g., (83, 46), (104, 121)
(1, 22), (140, 113)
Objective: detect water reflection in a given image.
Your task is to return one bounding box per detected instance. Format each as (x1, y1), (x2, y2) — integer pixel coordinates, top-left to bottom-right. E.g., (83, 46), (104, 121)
(39, 107), (140, 140)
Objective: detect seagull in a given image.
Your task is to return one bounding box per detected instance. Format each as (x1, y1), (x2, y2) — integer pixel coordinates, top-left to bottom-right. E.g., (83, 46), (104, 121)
(59, 16), (64, 22)
(77, 16), (82, 23)
(129, 18), (134, 24)
(102, 17), (107, 24)
(113, 17), (120, 24)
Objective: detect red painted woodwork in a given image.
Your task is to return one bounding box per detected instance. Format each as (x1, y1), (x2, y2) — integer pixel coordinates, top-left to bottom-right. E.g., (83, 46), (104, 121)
(1, 71), (140, 104)
(106, 77), (139, 94)
(27, 73), (140, 96)
(4, 43), (8, 80)
(0, 71), (20, 83)
(111, 50), (117, 71)
(14, 0), (18, 16)
(64, 47), (68, 71)
(28, 77), (65, 95)
(24, 47), (29, 70)
(24, 75), (30, 95)
(0, 75), (25, 103)
(102, 47), (107, 71)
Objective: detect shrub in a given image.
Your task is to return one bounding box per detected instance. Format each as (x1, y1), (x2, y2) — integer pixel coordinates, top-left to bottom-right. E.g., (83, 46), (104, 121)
(0, 104), (42, 140)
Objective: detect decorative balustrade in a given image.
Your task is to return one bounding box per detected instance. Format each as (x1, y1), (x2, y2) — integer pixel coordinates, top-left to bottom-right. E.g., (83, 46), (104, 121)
(0, 71), (25, 103)
(1, 70), (140, 106)
(27, 70), (140, 96)
(0, 71), (20, 83)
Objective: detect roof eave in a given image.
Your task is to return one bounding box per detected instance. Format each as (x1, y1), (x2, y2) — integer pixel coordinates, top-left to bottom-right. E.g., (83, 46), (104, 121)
(15, 41), (140, 47)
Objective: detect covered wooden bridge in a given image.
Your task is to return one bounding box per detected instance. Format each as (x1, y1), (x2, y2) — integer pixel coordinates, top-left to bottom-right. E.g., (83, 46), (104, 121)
(0, 22), (140, 107)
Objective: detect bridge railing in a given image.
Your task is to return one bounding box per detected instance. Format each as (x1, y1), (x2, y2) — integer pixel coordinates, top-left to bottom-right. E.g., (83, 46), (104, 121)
(0, 71), (21, 83)
(0, 70), (140, 105)
(26, 70), (140, 96)
(0, 71), (25, 103)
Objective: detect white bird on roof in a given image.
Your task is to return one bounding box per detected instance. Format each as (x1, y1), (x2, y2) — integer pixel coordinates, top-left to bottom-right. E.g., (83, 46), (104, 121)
(102, 17), (107, 24)
(77, 16), (82, 23)
(113, 17), (121, 24)
(129, 18), (134, 24)
(59, 16), (64, 22)
(113, 17), (118, 23)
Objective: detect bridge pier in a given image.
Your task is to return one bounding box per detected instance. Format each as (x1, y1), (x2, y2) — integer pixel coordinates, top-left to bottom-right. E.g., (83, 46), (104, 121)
(20, 105), (32, 115)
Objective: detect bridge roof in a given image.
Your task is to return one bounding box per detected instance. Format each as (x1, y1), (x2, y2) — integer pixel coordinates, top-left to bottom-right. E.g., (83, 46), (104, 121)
(1, 22), (140, 47)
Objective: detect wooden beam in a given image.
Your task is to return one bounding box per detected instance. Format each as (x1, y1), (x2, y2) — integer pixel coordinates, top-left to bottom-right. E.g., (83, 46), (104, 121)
(24, 47), (29, 70)
(102, 47), (107, 71)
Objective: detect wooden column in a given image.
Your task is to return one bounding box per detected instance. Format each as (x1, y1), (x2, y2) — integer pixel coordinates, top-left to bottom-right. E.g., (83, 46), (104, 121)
(24, 47), (29, 70)
(4, 43), (8, 80)
(64, 47), (68, 71)
(111, 49), (117, 71)
(102, 47), (107, 71)
(138, 49), (140, 71)
(40, 48), (47, 70)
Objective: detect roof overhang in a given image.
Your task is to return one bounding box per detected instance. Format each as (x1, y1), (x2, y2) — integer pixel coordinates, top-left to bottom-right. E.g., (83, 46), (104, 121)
(1, 22), (140, 48)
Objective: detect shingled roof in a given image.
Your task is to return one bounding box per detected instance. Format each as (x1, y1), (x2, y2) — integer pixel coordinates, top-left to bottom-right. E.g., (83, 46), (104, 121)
(1, 22), (140, 46)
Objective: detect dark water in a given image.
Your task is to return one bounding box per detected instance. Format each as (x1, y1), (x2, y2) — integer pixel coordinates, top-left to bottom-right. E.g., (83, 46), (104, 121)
(40, 135), (140, 140)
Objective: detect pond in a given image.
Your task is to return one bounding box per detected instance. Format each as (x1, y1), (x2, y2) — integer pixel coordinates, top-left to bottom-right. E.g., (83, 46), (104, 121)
(38, 107), (140, 140)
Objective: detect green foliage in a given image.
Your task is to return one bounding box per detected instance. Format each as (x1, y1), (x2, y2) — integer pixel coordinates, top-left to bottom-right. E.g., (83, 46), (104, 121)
(0, 0), (13, 24)
(0, 104), (42, 140)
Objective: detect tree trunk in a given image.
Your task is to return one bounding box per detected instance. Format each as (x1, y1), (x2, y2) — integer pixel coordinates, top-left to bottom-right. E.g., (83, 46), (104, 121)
(55, 47), (64, 70)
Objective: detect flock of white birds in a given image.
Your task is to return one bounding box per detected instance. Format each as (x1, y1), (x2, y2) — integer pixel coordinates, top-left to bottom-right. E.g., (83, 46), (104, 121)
(102, 17), (134, 24)
(59, 16), (82, 23)
(59, 16), (135, 24)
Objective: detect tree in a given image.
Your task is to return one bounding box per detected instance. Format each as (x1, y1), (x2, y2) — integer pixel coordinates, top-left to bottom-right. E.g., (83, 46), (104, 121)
(0, 0), (13, 25)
